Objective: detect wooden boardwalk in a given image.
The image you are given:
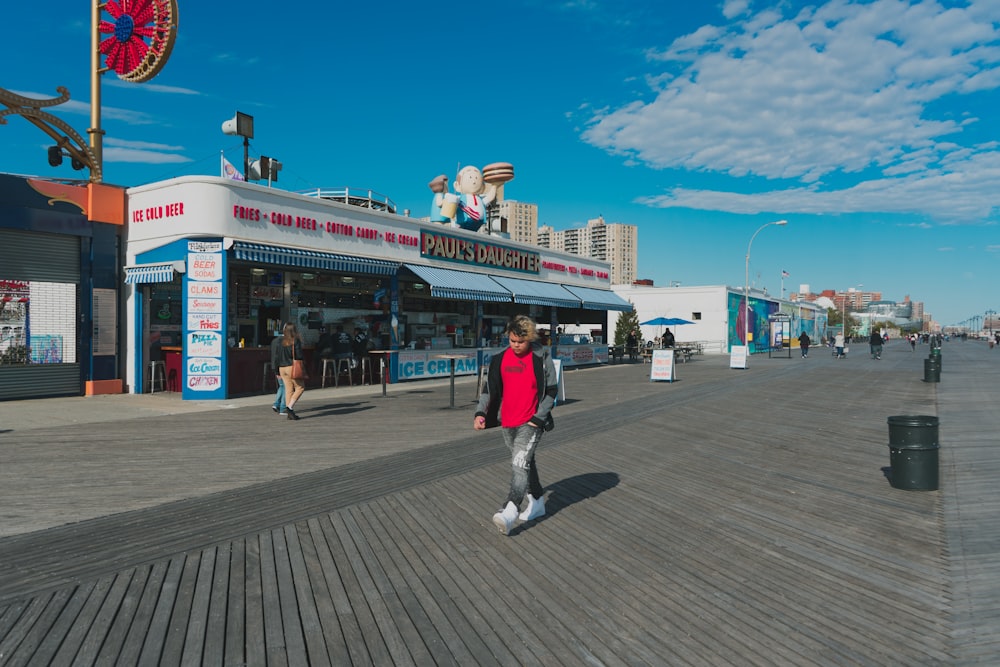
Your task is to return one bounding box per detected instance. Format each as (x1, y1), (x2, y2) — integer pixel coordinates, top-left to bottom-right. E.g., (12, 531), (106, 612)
(1, 339), (998, 665)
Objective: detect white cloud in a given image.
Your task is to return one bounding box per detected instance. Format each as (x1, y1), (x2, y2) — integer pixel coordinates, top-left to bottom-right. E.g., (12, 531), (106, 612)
(722, 0), (751, 20)
(103, 138), (190, 164)
(583, 0), (1000, 223)
(105, 79), (200, 96)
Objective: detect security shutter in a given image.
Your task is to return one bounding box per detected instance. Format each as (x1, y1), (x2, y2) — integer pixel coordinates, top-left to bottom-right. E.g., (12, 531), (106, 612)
(0, 229), (80, 282)
(0, 229), (81, 399)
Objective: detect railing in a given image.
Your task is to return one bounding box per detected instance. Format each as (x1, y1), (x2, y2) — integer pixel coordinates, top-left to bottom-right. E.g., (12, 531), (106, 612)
(296, 187), (397, 214)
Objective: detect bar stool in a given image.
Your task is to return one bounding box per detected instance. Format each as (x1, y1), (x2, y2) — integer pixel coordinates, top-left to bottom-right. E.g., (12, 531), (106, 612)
(262, 361), (273, 392)
(334, 357), (353, 387)
(149, 360), (166, 393)
(357, 355), (373, 385)
(321, 358), (336, 388)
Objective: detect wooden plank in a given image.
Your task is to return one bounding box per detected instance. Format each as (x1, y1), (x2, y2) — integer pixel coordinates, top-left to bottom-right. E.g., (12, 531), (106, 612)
(0, 591), (61, 665)
(302, 516), (366, 665)
(137, 556), (184, 664)
(223, 537), (247, 667)
(48, 575), (115, 664)
(117, 561), (170, 664)
(282, 523), (332, 666)
(357, 501), (486, 665)
(158, 552), (202, 666)
(93, 565), (151, 664)
(258, 528), (288, 667)
(270, 526), (309, 665)
(330, 510), (426, 665)
(316, 512), (392, 664)
(177, 549), (214, 665)
(243, 533), (266, 665)
(203, 543), (232, 665)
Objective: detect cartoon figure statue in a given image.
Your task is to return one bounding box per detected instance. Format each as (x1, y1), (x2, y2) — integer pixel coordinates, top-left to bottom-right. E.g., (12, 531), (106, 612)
(428, 174), (453, 223)
(453, 165), (497, 232)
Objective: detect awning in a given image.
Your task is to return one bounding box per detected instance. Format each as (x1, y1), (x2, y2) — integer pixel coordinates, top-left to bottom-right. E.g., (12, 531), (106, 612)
(124, 260), (186, 284)
(490, 275), (581, 309)
(403, 264), (512, 302)
(561, 285), (634, 311)
(231, 241), (398, 275)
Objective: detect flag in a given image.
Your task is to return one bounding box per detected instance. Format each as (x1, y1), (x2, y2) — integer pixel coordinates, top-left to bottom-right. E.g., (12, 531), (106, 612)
(221, 154), (244, 181)
(781, 270), (790, 278)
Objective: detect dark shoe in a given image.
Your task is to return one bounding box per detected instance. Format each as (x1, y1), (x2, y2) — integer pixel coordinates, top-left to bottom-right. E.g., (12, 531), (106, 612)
(287, 409), (300, 420)
(272, 405), (278, 413)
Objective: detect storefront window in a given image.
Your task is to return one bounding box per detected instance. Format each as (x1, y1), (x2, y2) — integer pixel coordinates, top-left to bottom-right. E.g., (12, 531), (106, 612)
(149, 279), (182, 348)
(0, 279), (77, 366)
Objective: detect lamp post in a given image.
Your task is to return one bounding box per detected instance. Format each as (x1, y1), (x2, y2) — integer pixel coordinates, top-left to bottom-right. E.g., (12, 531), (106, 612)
(987, 309), (996, 337)
(222, 111), (254, 181)
(744, 220), (788, 360)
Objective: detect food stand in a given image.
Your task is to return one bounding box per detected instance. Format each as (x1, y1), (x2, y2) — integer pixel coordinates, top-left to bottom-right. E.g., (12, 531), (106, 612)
(123, 176), (630, 399)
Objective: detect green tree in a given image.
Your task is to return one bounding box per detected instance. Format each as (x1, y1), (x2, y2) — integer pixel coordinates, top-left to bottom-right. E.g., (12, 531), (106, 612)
(614, 307), (640, 346)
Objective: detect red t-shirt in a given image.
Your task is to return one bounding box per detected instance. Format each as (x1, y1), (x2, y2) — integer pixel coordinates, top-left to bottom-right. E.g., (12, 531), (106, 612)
(500, 347), (538, 427)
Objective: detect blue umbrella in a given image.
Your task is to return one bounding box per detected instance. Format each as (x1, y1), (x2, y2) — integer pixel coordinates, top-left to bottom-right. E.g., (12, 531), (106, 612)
(662, 317), (694, 325)
(640, 317), (674, 326)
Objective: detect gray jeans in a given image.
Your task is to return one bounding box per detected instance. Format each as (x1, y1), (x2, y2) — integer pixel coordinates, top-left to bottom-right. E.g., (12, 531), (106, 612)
(502, 424), (544, 507)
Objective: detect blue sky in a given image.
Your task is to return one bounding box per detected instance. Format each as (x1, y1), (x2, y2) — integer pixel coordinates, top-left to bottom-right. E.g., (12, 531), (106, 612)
(3, 0), (999, 328)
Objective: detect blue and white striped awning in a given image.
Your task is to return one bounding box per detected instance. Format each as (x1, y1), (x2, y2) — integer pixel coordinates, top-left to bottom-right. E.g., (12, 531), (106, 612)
(124, 261), (186, 284)
(490, 275), (582, 309)
(561, 284), (634, 311)
(232, 241), (399, 275)
(403, 264), (512, 302)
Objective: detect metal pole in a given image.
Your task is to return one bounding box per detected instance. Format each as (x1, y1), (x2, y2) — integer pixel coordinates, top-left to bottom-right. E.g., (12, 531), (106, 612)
(449, 358), (456, 408)
(744, 220), (787, 364)
(88, 0), (104, 182)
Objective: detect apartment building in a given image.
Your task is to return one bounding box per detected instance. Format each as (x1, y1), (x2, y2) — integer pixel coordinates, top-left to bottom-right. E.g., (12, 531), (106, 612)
(496, 199), (539, 245)
(537, 216), (637, 286)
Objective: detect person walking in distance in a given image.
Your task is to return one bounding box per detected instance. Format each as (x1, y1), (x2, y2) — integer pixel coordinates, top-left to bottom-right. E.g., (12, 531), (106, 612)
(270, 329), (286, 415)
(869, 330), (884, 360)
(834, 332), (846, 359)
(276, 322), (306, 420)
(474, 315), (558, 535)
(797, 331), (811, 358)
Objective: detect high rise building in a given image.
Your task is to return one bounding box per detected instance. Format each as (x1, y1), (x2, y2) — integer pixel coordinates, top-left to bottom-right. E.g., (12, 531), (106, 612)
(536, 216), (637, 285)
(496, 200), (538, 245)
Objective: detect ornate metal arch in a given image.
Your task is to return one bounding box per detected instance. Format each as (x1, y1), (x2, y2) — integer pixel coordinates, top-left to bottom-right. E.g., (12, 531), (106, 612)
(0, 87), (102, 182)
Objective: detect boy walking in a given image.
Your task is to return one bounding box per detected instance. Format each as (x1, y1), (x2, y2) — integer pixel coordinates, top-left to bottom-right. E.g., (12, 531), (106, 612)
(474, 315), (558, 535)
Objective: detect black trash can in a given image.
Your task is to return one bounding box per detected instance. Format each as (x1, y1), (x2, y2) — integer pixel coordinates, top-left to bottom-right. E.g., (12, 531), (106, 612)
(887, 415), (939, 491)
(924, 357), (940, 383)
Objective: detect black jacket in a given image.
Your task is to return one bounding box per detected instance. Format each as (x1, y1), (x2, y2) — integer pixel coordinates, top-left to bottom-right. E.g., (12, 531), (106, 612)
(274, 338), (303, 368)
(475, 343), (557, 430)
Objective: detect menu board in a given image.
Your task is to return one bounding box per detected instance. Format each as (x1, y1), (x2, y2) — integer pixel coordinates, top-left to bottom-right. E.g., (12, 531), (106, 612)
(235, 280), (250, 318)
(184, 242), (225, 396)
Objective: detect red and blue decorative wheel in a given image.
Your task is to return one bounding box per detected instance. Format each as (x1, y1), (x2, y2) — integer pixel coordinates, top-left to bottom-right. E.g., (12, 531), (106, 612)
(99, 0), (178, 83)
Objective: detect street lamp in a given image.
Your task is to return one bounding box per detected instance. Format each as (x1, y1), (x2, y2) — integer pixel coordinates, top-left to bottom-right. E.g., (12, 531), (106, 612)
(744, 220), (788, 359)
(222, 111), (254, 182)
(986, 309), (996, 336)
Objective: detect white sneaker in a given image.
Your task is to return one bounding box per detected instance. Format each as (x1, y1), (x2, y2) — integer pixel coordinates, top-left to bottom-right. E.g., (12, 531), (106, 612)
(492, 502), (518, 535)
(519, 494), (546, 521)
